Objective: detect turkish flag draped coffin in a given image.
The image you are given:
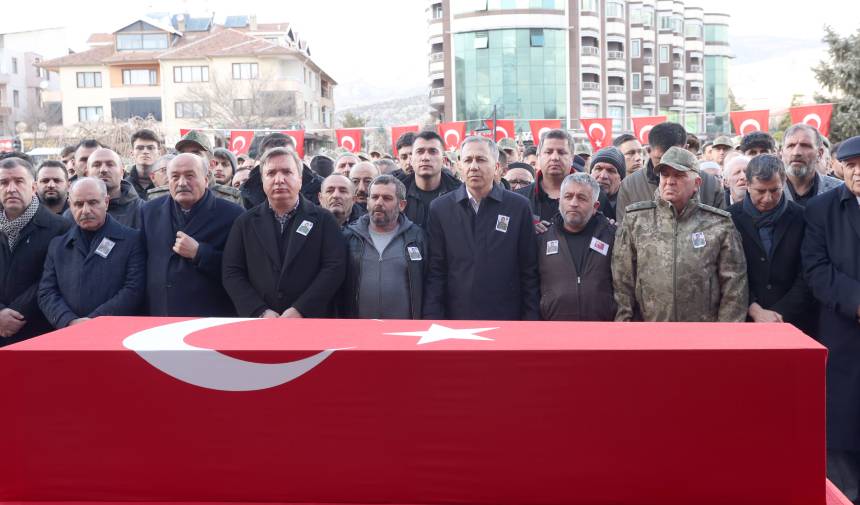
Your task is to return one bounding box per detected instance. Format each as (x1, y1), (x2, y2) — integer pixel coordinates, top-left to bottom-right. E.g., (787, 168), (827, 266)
(0, 318), (825, 505)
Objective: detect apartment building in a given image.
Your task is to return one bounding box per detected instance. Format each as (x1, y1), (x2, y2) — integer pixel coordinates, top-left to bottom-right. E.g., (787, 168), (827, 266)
(427, 0), (730, 137)
(40, 15), (336, 142)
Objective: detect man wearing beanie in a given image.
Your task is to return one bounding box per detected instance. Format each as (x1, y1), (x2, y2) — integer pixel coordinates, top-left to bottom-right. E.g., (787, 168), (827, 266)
(589, 146), (626, 221)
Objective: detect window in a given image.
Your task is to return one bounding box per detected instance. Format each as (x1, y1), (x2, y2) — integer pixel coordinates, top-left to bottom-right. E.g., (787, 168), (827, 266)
(609, 105), (625, 131)
(12, 90), (19, 108)
(232, 63), (259, 80)
(122, 68), (157, 85)
(11, 57), (17, 74)
(659, 45), (669, 63)
(641, 8), (654, 27)
(432, 3), (443, 19)
(631, 39), (641, 58)
(474, 31), (488, 49)
(173, 66), (209, 83)
(529, 29), (544, 47)
(78, 106), (103, 122)
(660, 15), (672, 30)
(685, 21), (703, 38)
(580, 0), (597, 13)
(705, 24), (729, 43)
(659, 77), (669, 94)
(631, 7), (642, 24)
(174, 101), (209, 118)
(76, 71), (102, 88)
(233, 98), (252, 115)
(117, 33), (169, 50)
(605, 1), (624, 18)
(632, 73), (641, 91)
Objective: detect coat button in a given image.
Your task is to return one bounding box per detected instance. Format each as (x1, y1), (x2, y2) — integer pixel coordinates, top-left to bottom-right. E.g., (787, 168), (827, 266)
(760, 257), (766, 262)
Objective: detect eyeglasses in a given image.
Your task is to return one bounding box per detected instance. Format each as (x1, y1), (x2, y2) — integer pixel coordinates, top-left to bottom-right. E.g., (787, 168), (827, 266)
(507, 179), (532, 187)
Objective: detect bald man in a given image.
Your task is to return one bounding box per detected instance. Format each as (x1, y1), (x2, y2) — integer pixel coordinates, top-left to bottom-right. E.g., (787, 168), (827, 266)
(349, 161), (380, 210)
(319, 174), (365, 228)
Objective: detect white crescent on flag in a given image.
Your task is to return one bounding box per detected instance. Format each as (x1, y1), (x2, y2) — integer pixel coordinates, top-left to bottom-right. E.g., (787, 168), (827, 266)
(341, 136), (356, 151)
(802, 113), (822, 130)
(495, 126), (510, 139)
(588, 123), (607, 146)
(639, 125), (654, 144)
(122, 318), (342, 392)
(444, 129), (461, 148)
(287, 135), (298, 150)
(739, 119), (761, 135)
(232, 136), (247, 152)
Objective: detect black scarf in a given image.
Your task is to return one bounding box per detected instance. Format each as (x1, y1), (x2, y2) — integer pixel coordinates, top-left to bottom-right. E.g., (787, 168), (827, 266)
(742, 192), (787, 257)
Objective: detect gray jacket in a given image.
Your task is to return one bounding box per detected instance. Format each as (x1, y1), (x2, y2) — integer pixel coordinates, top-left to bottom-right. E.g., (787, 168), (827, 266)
(783, 172), (843, 203)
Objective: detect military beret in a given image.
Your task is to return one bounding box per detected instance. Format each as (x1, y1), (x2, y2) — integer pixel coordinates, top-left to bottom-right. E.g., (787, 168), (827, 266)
(836, 135), (860, 162)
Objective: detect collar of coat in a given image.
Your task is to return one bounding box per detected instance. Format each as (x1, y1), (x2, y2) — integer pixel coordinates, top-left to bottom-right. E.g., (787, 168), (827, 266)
(454, 182), (505, 204)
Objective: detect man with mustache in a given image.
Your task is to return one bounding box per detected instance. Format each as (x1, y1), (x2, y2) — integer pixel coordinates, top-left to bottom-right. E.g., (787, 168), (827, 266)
(319, 174), (364, 228)
(348, 161), (379, 212)
(36, 160), (70, 214)
(780, 123), (842, 207)
(38, 177), (145, 328)
(341, 175), (427, 319)
(139, 153), (244, 316)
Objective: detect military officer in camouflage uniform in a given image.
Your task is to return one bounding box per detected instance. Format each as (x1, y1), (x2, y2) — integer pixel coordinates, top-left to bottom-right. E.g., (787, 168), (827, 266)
(612, 146), (748, 322)
(148, 130), (242, 206)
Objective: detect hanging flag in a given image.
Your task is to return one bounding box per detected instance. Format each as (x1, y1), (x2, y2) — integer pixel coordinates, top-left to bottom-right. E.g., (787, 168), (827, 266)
(789, 103), (833, 138)
(631, 116), (667, 145)
(730, 110), (770, 136)
(483, 119), (516, 141)
(580, 118), (613, 150)
(179, 128), (191, 138)
(529, 119), (562, 145)
(280, 130), (305, 158)
(229, 130), (253, 155)
(437, 121), (467, 151)
(391, 125), (419, 156)
(336, 128), (363, 153)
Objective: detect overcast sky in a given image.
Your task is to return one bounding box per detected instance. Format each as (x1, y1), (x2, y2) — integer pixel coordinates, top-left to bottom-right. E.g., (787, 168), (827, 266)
(4, 0), (859, 109)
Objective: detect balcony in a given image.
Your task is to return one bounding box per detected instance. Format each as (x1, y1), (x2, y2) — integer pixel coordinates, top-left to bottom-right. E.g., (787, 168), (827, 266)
(430, 88), (444, 97)
(689, 64), (701, 72)
(582, 82), (600, 91)
(643, 89), (654, 96)
(581, 46), (599, 56)
(643, 56), (654, 64)
(608, 85), (626, 93)
(673, 92), (683, 99)
(672, 61), (683, 70)
(608, 51), (625, 60)
(689, 93), (702, 101)
(430, 52), (444, 62)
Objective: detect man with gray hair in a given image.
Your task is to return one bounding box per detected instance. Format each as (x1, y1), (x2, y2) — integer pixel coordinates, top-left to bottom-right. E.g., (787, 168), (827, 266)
(722, 155), (750, 206)
(140, 153), (244, 317)
(341, 175), (427, 319)
(319, 174), (364, 228)
(424, 135), (540, 320)
(781, 123), (842, 207)
(0, 157), (70, 345)
(537, 173), (617, 321)
(38, 177), (145, 328)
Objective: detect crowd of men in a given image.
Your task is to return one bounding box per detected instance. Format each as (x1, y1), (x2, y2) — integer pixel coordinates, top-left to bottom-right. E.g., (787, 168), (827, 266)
(1, 120), (859, 499)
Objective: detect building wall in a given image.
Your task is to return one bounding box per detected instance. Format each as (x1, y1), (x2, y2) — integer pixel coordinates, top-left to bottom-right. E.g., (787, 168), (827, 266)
(58, 66), (112, 126)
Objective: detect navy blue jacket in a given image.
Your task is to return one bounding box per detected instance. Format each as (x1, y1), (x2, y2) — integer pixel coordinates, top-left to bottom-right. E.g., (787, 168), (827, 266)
(38, 215), (145, 329)
(0, 204), (70, 345)
(140, 189), (244, 317)
(801, 183), (860, 450)
(424, 183), (540, 320)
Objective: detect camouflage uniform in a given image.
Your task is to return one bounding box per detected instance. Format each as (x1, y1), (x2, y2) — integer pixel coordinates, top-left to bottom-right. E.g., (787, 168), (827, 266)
(612, 147), (748, 322)
(146, 181), (242, 206)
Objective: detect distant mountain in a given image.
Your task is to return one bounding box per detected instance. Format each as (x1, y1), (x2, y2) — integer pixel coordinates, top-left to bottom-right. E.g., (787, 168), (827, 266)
(334, 94), (432, 128)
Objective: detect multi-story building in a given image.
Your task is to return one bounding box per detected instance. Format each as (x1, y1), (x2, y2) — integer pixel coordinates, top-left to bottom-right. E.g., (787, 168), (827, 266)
(427, 0), (729, 137)
(40, 14), (336, 143)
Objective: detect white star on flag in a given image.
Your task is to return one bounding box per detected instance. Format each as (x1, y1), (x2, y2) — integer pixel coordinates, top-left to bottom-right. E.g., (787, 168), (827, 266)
(385, 324), (497, 345)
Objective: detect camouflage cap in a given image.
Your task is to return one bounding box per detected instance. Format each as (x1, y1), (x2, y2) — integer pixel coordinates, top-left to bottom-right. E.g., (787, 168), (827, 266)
(574, 142), (593, 156)
(712, 135), (733, 148)
(175, 130), (211, 153)
(656, 146), (700, 174)
(498, 137), (517, 150)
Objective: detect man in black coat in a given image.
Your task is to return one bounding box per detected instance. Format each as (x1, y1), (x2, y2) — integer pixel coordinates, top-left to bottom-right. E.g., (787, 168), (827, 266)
(802, 136), (860, 501)
(728, 155), (813, 334)
(240, 132), (322, 209)
(0, 157), (70, 345)
(395, 130), (461, 230)
(424, 136), (540, 320)
(140, 153), (244, 317)
(223, 147), (346, 318)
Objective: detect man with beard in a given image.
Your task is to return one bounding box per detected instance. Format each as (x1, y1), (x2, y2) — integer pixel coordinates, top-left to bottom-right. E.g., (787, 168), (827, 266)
(72, 148), (142, 229)
(36, 161), (70, 214)
(723, 155), (750, 206)
(349, 161), (379, 211)
(341, 175), (427, 319)
(589, 146), (626, 221)
(536, 173), (616, 321)
(319, 174), (364, 228)
(397, 130), (461, 230)
(125, 128), (162, 200)
(781, 124), (842, 207)
(212, 148), (237, 186)
(60, 145), (76, 179)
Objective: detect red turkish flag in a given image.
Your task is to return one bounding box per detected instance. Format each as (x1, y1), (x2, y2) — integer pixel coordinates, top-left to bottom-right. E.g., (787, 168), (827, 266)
(730, 110), (770, 136)
(789, 103), (833, 138)
(336, 128), (363, 153)
(483, 119), (515, 141)
(437, 121), (467, 151)
(391, 125), (419, 156)
(580, 118), (613, 150)
(229, 130), (253, 155)
(529, 119), (562, 144)
(280, 130), (305, 158)
(179, 128), (191, 138)
(631, 116), (667, 145)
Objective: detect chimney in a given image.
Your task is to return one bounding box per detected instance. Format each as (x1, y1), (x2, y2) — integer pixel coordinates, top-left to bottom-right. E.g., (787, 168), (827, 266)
(176, 14), (186, 33)
(249, 14), (257, 31)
